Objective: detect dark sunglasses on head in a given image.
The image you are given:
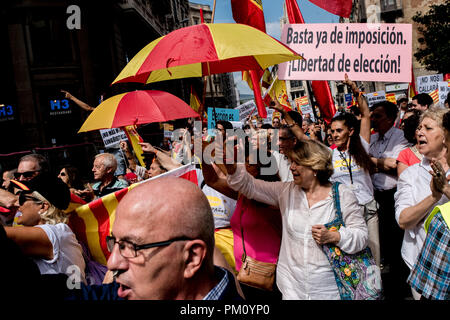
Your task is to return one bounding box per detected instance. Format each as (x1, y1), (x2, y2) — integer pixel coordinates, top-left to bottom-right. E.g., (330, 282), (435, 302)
(14, 170), (40, 179)
(18, 192), (39, 206)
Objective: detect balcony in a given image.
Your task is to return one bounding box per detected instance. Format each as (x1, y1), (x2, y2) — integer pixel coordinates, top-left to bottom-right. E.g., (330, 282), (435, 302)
(380, 0), (402, 13)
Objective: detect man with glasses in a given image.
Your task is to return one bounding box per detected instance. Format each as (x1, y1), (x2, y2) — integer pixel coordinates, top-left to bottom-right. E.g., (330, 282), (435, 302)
(60, 176), (242, 300)
(0, 154), (49, 212)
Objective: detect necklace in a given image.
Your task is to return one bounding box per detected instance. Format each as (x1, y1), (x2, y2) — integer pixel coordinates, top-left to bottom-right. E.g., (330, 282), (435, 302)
(338, 150), (353, 184)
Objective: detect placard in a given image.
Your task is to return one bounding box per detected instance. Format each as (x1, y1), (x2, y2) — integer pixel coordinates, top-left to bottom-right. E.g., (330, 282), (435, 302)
(100, 128), (128, 149)
(417, 74), (443, 94)
(365, 91), (386, 108)
(278, 23), (412, 82)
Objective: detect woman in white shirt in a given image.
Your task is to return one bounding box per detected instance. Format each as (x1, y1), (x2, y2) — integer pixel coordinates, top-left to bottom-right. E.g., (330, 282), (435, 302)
(394, 107), (449, 299)
(329, 75), (380, 266)
(5, 176), (86, 283)
(224, 138), (368, 299)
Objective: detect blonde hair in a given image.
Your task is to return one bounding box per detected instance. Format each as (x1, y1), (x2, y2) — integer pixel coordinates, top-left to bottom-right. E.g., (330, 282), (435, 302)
(32, 191), (68, 225)
(421, 107), (448, 130)
(288, 139), (333, 185)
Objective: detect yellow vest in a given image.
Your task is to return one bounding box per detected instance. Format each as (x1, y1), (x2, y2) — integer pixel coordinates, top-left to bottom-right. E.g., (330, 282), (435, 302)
(425, 201), (450, 232)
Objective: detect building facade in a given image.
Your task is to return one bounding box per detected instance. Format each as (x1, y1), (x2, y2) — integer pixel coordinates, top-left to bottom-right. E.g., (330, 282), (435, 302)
(0, 0), (192, 159)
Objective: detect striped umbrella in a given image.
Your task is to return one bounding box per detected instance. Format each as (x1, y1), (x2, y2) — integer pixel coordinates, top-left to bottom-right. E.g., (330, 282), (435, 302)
(78, 90), (199, 133)
(112, 23), (303, 85)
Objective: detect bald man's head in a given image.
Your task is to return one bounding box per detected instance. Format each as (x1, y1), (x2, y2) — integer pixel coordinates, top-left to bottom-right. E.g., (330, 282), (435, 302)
(116, 177), (215, 259)
(108, 177), (216, 300)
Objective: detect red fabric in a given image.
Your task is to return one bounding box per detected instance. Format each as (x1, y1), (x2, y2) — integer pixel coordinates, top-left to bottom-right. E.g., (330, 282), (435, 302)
(308, 0), (353, 18)
(137, 24), (219, 74)
(286, 0), (336, 124)
(250, 69), (267, 118)
(231, 0), (266, 32)
(408, 67), (418, 98)
(311, 80), (336, 124)
(200, 8), (204, 23)
(231, 0), (267, 118)
(110, 90), (199, 128)
(286, 0), (305, 23)
(231, 196), (282, 271)
(397, 147), (421, 167)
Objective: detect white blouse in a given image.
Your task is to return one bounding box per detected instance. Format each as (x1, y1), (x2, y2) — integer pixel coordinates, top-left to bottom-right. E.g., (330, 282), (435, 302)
(227, 164), (368, 300)
(394, 158), (449, 270)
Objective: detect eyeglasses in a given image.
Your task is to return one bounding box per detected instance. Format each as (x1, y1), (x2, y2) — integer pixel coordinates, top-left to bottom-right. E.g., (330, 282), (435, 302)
(58, 172), (66, 177)
(18, 192), (40, 206)
(14, 170), (40, 179)
(106, 235), (192, 259)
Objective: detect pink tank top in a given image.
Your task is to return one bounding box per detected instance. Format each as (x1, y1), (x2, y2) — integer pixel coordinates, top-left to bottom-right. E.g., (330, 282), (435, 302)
(230, 195), (282, 271)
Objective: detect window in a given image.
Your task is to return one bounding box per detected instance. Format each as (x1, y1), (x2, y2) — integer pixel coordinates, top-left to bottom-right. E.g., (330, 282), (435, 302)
(28, 14), (77, 66)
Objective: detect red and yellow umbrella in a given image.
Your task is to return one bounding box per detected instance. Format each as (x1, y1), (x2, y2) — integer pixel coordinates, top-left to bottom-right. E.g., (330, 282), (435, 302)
(78, 90), (199, 133)
(112, 23), (303, 85)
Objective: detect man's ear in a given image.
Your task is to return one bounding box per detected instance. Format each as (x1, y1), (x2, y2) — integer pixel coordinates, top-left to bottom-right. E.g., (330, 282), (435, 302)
(183, 240), (207, 279)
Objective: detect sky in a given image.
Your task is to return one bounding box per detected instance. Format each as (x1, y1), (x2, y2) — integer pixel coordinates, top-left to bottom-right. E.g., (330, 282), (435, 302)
(190, 0), (340, 95)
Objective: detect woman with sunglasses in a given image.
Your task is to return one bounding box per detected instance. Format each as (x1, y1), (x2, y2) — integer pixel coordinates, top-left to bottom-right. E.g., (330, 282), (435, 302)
(5, 176), (86, 283)
(58, 166), (86, 192)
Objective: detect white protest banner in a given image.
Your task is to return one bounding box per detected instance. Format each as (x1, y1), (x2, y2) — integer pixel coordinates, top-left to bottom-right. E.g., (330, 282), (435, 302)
(365, 91), (386, 108)
(278, 23), (412, 82)
(235, 100), (257, 121)
(438, 81), (450, 106)
(417, 74), (444, 94)
(99, 128), (128, 149)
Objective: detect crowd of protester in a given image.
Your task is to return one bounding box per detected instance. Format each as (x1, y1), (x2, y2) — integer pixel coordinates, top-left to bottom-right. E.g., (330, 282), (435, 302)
(1, 78), (449, 301)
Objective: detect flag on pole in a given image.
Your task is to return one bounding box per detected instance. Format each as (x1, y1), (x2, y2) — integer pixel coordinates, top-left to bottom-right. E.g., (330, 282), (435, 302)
(231, 0), (266, 32)
(190, 86), (202, 113)
(69, 164), (198, 265)
(263, 75), (293, 111)
(231, 0), (268, 118)
(408, 68), (418, 99)
(308, 0), (353, 18)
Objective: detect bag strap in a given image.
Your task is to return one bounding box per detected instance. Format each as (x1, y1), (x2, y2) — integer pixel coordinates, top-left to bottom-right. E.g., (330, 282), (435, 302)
(332, 182), (344, 226)
(239, 198), (247, 260)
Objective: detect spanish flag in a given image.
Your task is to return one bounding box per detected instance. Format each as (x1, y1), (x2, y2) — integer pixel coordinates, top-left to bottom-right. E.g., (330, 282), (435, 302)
(231, 0), (267, 118)
(263, 75), (292, 111)
(190, 85), (202, 113)
(408, 68), (418, 99)
(231, 0), (266, 33)
(68, 164), (198, 265)
(122, 125), (146, 169)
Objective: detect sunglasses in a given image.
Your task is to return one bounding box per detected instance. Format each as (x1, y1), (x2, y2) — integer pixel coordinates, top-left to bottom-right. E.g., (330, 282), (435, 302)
(14, 170), (40, 179)
(18, 192), (39, 206)
(58, 172), (67, 177)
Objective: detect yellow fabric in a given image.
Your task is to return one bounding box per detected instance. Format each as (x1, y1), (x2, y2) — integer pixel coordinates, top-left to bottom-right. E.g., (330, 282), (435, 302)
(425, 201), (450, 232)
(123, 125), (146, 168)
(78, 93), (126, 132)
(214, 228), (236, 273)
(266, 76), (291, 109)
(112, 23), (302, 85)
(190, 91), (201, 113)
(113, 37), (164, 84)
(208, 24), (299, 64)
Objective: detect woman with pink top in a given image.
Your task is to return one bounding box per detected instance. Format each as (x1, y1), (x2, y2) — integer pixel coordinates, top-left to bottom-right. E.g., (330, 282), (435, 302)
(202, 133), (282, 300)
